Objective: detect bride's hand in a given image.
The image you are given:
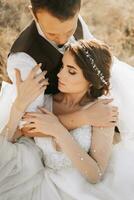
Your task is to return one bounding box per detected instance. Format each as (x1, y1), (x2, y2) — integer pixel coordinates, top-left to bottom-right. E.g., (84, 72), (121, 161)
(14, 64), (49, 112)
(22, 107), (67, 138)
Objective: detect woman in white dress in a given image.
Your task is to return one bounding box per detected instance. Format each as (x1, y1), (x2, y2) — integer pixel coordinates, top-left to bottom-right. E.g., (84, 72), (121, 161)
(0, 39), (134, 200)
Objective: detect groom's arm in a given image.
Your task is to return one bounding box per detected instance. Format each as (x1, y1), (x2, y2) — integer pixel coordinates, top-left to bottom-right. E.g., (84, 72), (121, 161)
(57, 99), (116, 131)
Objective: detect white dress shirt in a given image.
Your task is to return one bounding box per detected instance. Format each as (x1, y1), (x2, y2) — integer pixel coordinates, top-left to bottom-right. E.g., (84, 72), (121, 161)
(7, 15), (94, 84)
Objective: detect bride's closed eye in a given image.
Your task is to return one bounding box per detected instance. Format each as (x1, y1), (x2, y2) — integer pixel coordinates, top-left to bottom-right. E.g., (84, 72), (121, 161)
(68, 69), (76, 75)
(60, 65), (77, 75)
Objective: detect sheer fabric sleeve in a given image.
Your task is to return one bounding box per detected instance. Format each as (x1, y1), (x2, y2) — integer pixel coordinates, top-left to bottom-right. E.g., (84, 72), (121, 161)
(89, 127), (115, 175)
(0, 129), (44, 197)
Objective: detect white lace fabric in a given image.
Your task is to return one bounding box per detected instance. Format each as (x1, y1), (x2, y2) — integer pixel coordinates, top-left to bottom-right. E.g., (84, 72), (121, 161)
(35, 95), (92, 170)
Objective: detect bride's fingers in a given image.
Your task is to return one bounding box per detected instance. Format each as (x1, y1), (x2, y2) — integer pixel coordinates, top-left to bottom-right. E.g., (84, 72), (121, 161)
(15, 68), (22, 85)
(37, 106), (52, 115)
(38, 81), (49, 91)
(39, 85), (49, 93)
(35, 70), (47, 82)
(30, 63), (42, 78)
(39, 79), (49, 88)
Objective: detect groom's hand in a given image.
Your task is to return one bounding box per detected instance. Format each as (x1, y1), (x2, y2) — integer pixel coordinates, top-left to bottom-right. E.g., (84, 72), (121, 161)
(21, 126), (45, 137)
(84, 99), (118, 127)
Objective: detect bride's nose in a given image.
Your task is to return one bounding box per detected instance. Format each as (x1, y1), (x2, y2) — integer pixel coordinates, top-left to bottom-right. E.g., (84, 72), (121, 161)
(57, 67), (64, 78)
(57, 68), (68, 84)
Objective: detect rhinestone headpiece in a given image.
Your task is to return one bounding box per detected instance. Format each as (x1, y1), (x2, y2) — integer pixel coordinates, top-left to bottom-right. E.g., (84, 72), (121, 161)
(80, 42), (108, 86)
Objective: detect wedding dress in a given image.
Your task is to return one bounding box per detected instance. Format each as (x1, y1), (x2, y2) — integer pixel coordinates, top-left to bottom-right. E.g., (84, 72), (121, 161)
(35, 95), (134, 200)
(1, 91), (134, 200)
(0, 53), (134, 199)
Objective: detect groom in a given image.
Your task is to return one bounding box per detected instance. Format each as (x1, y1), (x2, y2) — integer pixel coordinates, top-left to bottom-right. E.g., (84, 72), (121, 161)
(6, 0), (118, 134)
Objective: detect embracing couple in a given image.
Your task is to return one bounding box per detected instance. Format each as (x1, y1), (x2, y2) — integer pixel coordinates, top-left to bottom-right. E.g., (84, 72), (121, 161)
(0, 0), (134, 200)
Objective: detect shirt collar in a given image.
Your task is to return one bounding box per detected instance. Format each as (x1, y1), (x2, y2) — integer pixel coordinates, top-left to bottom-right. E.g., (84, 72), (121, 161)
(36, 22), (76, 54)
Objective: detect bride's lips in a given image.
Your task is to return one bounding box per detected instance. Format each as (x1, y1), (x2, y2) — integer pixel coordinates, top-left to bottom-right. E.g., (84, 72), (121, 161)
(58, 80), (66, 86)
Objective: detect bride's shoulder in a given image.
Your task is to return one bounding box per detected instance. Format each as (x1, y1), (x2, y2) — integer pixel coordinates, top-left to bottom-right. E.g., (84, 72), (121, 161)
(81, 99), (97, 110)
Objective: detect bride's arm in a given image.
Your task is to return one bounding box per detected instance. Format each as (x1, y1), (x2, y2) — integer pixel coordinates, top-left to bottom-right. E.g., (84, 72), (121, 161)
(54, 126), (115, 184)
(24, 109), (114, 184)
(3, 63), (48, 141)
(1, 102), (24, 142)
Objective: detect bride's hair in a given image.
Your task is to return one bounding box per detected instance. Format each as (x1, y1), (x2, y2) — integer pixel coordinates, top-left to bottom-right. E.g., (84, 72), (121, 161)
(68, 40), (112, 100)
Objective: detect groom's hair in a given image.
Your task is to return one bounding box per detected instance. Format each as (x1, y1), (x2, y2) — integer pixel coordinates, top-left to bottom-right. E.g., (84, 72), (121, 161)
(30, 0), (81, 21)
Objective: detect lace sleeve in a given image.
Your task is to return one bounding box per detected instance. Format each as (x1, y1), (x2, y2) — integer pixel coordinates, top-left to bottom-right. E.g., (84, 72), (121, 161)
(89, 126), (115, 175)
(0, 126), (18, 173)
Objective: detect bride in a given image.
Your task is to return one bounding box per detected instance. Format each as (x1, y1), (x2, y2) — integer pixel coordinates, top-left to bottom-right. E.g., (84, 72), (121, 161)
(0, 39), (134, 200)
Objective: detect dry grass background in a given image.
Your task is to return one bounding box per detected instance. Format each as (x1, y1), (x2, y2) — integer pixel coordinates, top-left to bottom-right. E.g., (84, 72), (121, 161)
(0, 0), (134, 85)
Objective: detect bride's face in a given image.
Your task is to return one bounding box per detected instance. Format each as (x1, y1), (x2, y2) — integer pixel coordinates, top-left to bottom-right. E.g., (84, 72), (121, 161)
(57, 51), (89, 94)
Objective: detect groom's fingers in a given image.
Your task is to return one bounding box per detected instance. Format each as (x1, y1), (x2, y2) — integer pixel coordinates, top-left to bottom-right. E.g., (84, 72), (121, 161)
(101, 98), (114, 105)
(15, 68), (22, 84)
(112, 106), (118, 111)
(23, 130), (45, 137)
(23, 123), (35, 129)
(38, 107), (48, 113)
(103, 122), (117, 127)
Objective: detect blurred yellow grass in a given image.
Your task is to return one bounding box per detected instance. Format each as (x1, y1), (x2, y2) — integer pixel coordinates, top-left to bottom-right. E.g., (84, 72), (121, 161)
(0, 0), (134, 85)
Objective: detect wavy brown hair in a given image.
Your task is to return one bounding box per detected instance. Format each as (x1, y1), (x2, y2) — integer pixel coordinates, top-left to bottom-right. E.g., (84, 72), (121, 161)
(68, 40), (112, 100)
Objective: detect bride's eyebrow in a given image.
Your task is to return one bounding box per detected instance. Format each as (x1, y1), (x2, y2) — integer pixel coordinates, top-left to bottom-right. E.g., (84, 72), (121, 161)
(67, 65), (78, 71)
